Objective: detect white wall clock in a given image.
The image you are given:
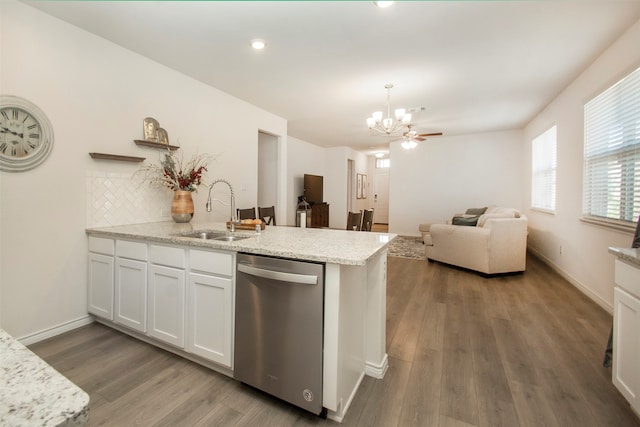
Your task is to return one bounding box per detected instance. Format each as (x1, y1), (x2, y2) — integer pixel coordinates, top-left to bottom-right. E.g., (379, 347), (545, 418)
(0, 95), (54, 172)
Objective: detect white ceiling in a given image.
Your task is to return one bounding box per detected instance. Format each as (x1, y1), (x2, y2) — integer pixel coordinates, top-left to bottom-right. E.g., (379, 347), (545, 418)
(24, 1), (640, 154)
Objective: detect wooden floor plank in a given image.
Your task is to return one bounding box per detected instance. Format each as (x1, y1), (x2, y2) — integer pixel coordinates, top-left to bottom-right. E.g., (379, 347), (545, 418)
(388, 260), (431, 362)
(354, 356), (412, 427)
(398, 349), (443, 427)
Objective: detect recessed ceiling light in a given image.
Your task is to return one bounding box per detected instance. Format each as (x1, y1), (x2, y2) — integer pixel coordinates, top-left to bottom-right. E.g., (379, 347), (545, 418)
(251, 39), (266, 50)
(374, 1), (394, 8)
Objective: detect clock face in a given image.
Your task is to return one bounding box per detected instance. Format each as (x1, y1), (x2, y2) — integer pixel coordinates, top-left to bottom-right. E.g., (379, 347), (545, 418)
(0, 107), (43, 158)
(0, 96), (54, 172)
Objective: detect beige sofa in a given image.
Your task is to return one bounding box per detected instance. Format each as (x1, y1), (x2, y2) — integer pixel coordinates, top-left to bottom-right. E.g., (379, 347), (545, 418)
(424, 207), (528, 275)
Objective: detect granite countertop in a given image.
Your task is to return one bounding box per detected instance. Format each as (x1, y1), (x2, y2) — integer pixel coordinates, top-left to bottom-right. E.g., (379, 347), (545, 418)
(86, 221), (396, 266)
(608, 246), (640, 268)
(0, 329), (89, 427)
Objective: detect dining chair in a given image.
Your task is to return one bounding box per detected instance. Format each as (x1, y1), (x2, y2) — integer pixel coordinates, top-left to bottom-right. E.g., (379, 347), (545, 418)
(361, 209), (374, 232)
(237, 207), (257, 220)
(346, 211), (362, 231)
(258, 206), (276, 225)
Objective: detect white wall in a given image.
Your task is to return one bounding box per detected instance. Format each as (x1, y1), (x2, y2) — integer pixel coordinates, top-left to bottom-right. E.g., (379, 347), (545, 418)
(388, 130), (524, 236)
(523, 18), (640, 311)
(285, 136), (325, 225)
(284, 138), (369, 229)
(257, 131), (278, 212)
(324, 147), (369, 230)
(0, 0), (286, 339)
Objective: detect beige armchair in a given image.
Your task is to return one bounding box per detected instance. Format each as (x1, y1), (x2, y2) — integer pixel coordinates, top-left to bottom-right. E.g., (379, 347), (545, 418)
(425, 210), (528, 275)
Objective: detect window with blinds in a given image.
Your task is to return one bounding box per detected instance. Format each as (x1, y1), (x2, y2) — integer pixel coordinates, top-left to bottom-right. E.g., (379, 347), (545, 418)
(376, 158), (390, 168)
(531, 125), (557, 212)
(583, 66), (640, 225)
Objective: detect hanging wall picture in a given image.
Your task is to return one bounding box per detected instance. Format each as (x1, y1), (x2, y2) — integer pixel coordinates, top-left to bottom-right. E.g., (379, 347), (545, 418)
(362, 174), (367, 199)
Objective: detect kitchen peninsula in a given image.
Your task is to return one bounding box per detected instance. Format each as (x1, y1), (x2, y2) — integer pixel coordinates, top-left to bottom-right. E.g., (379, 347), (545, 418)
(85, 221), (395, 422)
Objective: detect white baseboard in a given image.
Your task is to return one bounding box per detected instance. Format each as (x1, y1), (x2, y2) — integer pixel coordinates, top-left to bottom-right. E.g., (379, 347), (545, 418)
(18, 315), (94, 346)
(327, 370), (365, 423)
(365, 353), (389, 379)
(527, 248), (613, 314)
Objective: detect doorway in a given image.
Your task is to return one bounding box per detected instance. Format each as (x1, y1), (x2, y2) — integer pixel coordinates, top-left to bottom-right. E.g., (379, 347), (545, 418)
(373, 172), (389, 224)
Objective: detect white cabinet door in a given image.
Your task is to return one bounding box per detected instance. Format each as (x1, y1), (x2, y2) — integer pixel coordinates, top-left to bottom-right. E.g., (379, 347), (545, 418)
(115, 258), (148, 332)
(88, 253), (114, 320)
(187, 272), (233, 367)
(148, 264), (186, 348)
(613, 286), (640, 413)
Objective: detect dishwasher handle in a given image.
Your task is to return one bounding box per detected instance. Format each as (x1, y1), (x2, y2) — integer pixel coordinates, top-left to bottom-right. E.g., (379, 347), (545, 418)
(237, 263), (318, 285)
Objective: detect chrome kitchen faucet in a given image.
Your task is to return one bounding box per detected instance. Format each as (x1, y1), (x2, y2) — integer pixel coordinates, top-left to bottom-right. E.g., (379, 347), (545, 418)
(206, 179), (238, 224)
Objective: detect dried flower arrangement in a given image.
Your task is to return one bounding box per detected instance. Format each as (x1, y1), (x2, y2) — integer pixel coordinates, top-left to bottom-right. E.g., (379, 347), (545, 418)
(137, 149), (211, 192)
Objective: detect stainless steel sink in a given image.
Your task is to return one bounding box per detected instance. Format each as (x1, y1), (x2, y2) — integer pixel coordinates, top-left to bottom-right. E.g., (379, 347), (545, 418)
(213, 235), (249, 242)
(179, 231), (251, 242)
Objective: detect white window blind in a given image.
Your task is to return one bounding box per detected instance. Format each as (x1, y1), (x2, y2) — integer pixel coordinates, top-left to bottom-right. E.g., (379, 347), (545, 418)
(583, 66), (640, 224)
(531, 125), (557, 211)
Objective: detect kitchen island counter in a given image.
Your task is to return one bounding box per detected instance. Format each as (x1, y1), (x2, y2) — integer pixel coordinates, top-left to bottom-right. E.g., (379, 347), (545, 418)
(0, 329), (90, 426)
(85, 220), (394, 422)
(86, 220), (395, 266)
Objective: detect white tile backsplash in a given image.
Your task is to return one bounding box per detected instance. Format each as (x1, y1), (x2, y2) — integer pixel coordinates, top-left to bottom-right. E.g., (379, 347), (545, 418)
(87, 171), (171, 227)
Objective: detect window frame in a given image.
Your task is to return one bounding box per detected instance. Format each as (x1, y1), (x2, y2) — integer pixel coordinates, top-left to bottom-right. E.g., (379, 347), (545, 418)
(582, 65), (640, 231)
(375, 158), (390, 168)
(531, 125), (557, 214)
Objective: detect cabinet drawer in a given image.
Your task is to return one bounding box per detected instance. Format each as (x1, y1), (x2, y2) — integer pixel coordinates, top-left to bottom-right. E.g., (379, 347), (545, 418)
(150, 245), (185, 268)
(89, 236), (115, 256)
(116, 240), (148, 261)
(615, 259), (640, 298)
(189, 249), (233, 276)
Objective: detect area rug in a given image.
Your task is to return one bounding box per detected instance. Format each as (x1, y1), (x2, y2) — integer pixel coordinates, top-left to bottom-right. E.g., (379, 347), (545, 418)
(388, 235), (426, 260)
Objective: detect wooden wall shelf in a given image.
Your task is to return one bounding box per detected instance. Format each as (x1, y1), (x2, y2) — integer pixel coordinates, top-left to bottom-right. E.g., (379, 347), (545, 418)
(89, 153), (145, 162)
(134, 140), (179, 151)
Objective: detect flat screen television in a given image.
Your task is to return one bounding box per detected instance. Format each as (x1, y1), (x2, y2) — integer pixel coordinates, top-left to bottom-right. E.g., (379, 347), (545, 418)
(303, 174), (323, 205)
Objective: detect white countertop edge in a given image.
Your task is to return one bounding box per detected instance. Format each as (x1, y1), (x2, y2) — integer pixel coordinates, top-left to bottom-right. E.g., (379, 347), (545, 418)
(86, 221), (396, 266)
(608, 246), (640, 268)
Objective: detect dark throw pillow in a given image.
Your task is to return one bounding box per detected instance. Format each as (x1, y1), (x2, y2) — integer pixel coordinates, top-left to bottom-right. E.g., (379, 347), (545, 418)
(465, 207), (488, 216)
(452, 216), (479, 226)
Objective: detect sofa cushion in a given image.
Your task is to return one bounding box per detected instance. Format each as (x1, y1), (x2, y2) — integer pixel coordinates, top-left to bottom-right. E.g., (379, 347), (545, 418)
(477, 212), (517, 227)
(465, 207), (488, 215)
(485, 206), (520, 217)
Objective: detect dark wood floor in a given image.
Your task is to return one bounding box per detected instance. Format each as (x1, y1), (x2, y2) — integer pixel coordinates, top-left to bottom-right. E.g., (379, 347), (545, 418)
(29, 254), (640, 426)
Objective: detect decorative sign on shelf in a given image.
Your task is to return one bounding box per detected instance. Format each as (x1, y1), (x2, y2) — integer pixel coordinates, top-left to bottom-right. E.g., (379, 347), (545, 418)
(143, 117), (169, 145)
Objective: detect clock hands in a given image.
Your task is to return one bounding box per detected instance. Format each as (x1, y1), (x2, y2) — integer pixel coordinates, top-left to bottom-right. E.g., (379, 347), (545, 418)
(0, 126), (24, 138)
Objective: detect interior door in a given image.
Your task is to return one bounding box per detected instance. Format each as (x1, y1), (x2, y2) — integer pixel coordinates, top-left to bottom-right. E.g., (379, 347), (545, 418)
(373, 172), (389, 224)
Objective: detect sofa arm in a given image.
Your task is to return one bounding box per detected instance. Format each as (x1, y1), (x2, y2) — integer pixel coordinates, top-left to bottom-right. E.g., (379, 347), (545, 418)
(483, 217), (528, 272)
(426, 224), (492, 272)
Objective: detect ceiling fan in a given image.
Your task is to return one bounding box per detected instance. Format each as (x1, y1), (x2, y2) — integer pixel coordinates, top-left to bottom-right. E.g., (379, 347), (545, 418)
(403, 129), (443, 142)
(391, 125), (443, 149)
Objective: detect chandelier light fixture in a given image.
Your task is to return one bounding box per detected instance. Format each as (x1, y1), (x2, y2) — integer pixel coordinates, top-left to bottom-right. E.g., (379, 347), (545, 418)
(366, 84), (412, 135)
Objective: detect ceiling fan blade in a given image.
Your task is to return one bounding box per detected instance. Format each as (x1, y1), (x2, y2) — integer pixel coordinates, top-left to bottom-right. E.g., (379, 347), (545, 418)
(416, 132), (443, 137)
(415, 137), (426, 141)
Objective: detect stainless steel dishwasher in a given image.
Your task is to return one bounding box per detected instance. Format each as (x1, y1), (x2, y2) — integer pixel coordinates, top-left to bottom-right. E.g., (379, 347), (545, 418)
(234, 253), (325, 415)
